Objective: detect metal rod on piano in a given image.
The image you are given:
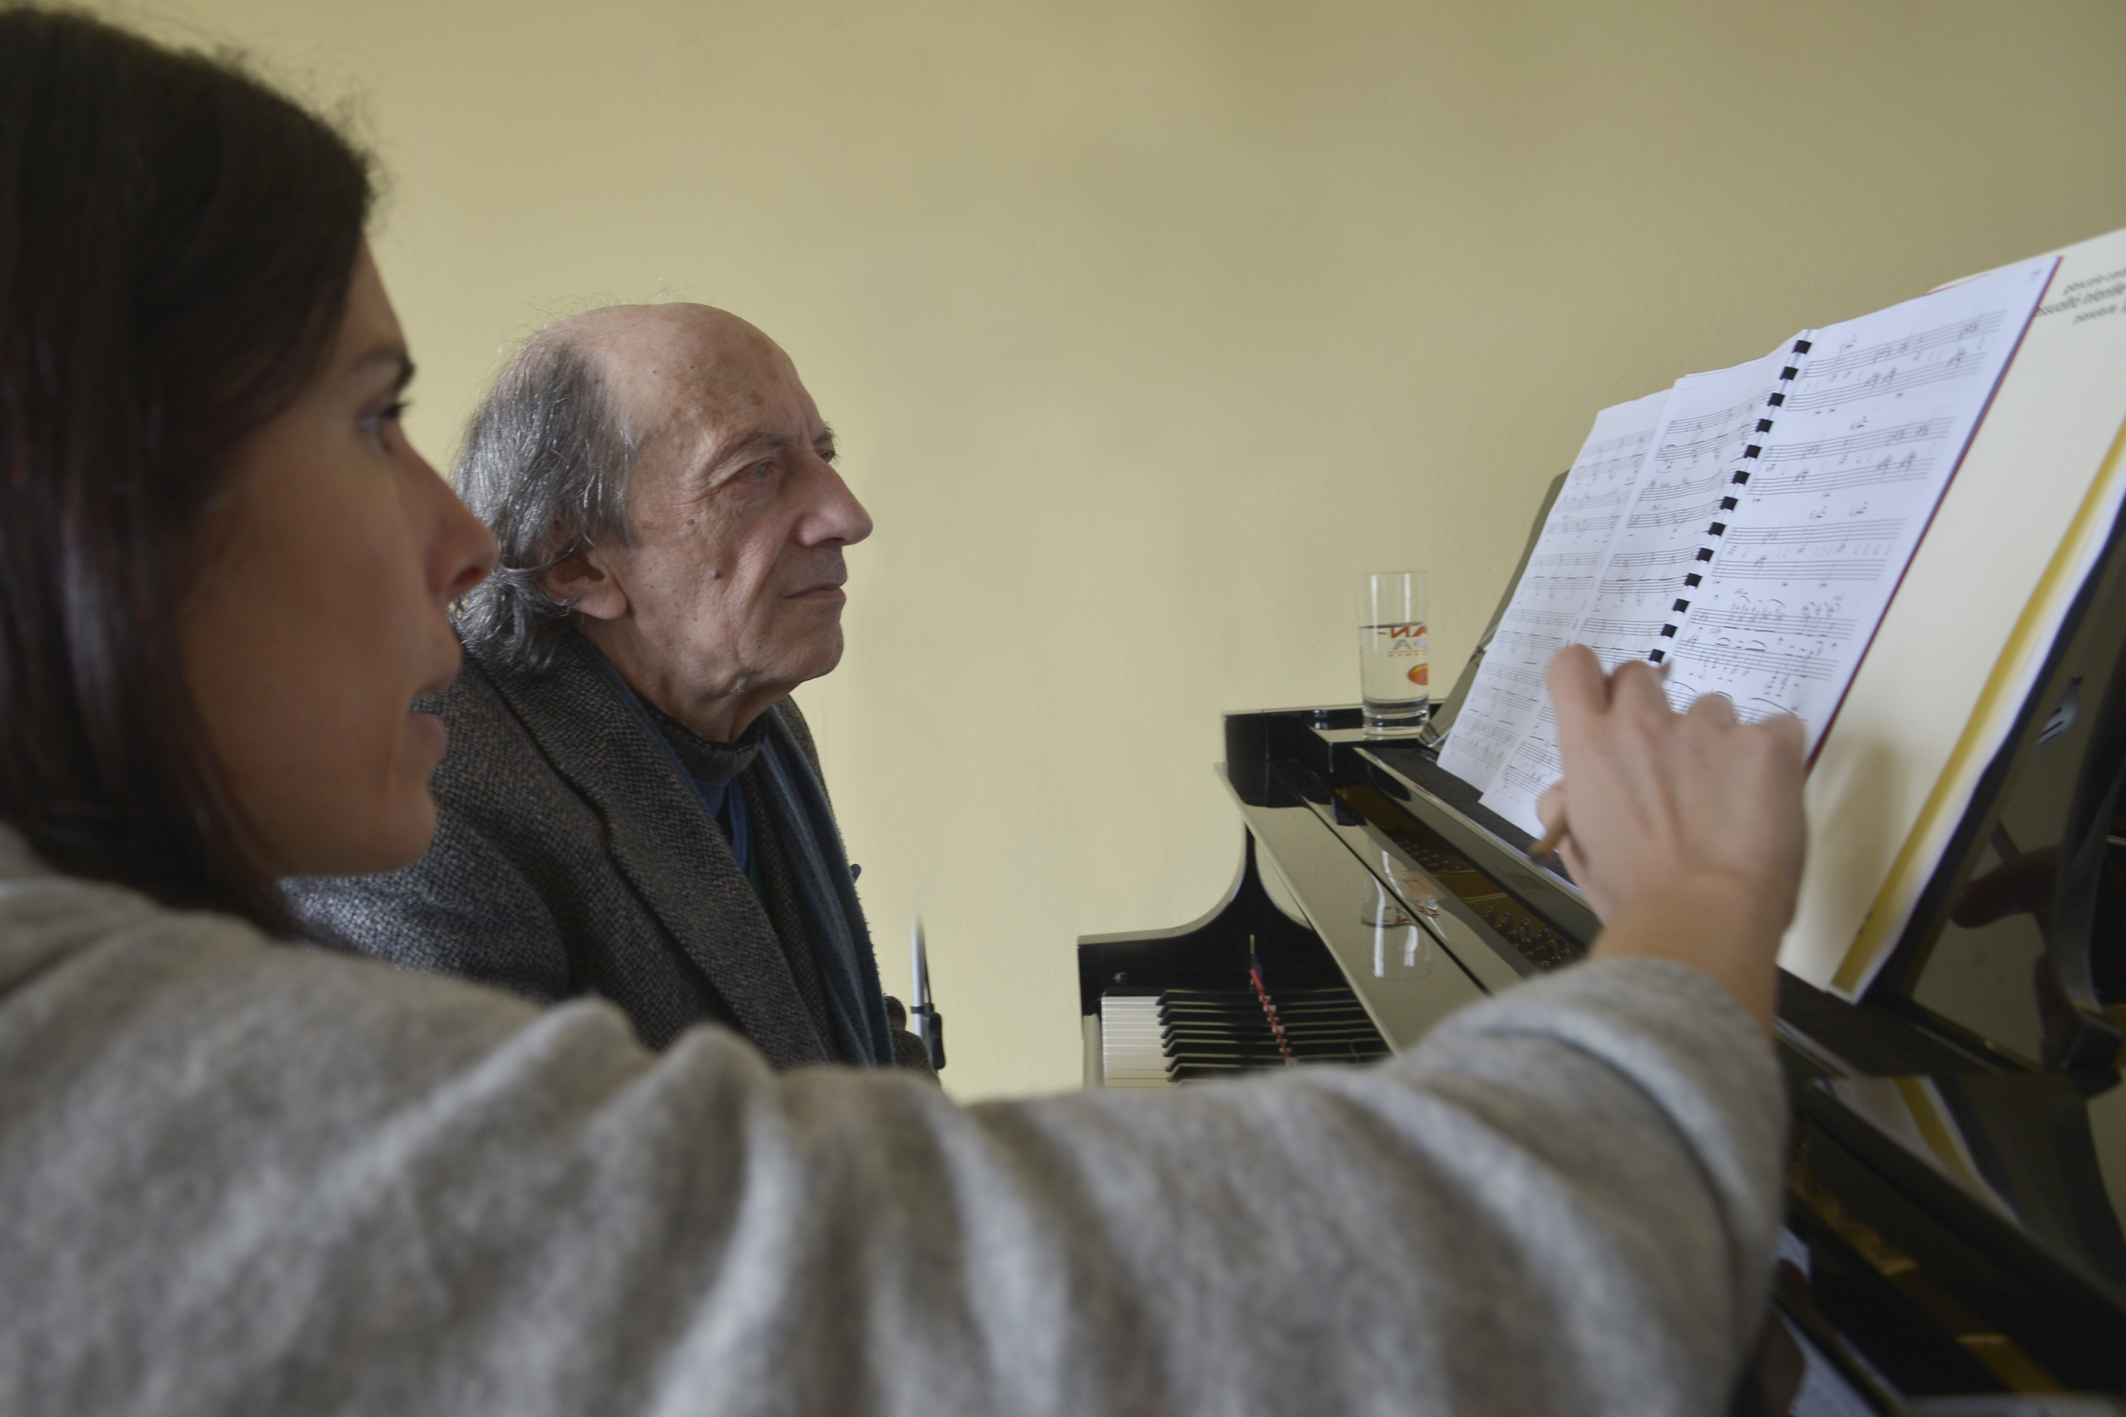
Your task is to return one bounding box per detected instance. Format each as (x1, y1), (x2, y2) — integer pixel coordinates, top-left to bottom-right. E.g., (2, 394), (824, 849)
(910, 916), (925, 1016)
(910, 915), (946, 1071)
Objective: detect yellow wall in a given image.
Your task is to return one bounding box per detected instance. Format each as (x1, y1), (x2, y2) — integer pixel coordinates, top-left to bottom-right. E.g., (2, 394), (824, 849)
(102, 0), (2126, 1097)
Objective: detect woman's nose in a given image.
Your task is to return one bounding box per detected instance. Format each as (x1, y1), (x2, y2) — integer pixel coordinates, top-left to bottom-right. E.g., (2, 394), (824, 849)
(427, 465), (498, 602)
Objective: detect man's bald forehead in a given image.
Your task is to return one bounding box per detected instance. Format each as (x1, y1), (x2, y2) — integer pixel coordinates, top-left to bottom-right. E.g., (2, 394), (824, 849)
(525, 303), (794, 434)
(541, 304), (774, 374)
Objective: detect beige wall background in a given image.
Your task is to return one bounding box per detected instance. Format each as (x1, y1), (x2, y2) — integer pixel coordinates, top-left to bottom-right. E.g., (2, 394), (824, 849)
(101, 0), (2126, 1098)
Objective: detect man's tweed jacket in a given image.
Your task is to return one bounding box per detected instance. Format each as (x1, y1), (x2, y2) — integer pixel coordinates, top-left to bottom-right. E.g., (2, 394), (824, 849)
(288, 632), (876, 1066)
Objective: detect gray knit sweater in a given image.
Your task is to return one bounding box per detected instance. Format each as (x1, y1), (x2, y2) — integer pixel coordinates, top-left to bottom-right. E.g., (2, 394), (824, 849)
(0, 826), (1785, 1415)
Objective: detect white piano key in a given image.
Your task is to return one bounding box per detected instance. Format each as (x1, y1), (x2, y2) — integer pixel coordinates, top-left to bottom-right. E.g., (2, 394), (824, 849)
(1099, 996), (1173, 1088)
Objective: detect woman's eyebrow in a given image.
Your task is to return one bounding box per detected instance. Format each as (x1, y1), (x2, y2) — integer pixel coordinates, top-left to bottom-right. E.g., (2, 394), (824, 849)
(351, 346), (415, 392)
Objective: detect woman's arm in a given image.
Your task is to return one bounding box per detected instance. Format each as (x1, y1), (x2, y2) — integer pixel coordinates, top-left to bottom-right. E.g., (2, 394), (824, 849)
(0, 863), (1784, 1417)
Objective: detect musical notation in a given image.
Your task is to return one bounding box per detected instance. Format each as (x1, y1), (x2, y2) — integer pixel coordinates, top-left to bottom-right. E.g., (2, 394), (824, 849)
(1444, 255), (2057, 838)
(1662, 393), (1763, 436)
(1662, 260), (2053, 739)
(1683, 605), (1859, 638)
(1576, 615), (1667, 640)
(1626, 497), (1728, 531)
(1723, 519), (1902, 545)
(1758, 418), (1954, 465)
(1668, 640), (1838, 681)
(1473, 349), (1792, 834)
(1787, 310), (2004, 382)
(1707, 558), (1890, 582)
(1437, 388), (1669, 791)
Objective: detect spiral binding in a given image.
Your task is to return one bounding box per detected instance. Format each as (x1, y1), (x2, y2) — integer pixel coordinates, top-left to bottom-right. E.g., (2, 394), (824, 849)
(1647, 337), (1814, 666)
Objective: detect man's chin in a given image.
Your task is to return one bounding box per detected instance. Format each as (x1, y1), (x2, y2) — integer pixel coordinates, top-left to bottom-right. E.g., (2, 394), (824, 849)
(774, 630), (845, 688)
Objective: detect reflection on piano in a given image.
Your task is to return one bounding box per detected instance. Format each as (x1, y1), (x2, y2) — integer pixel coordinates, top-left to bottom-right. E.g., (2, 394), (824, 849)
(1082, 503), (2126, 1412)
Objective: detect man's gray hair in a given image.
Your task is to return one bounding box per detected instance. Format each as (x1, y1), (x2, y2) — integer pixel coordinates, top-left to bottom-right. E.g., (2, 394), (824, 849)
(454, 339), (639, 673)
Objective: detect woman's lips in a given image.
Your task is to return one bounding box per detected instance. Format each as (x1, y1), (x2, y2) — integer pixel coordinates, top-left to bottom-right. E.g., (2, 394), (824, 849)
(408, 709), (449, 760)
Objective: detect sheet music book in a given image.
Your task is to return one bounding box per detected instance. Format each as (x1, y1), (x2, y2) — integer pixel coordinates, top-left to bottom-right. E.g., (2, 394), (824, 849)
(1804, 227), (2126, 996)
(1440, 257), (2057, 844)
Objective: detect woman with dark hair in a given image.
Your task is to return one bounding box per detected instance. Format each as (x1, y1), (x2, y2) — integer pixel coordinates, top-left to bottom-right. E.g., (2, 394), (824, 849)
(0, 8), (1807, 1415)
(0, 4), (432, 930)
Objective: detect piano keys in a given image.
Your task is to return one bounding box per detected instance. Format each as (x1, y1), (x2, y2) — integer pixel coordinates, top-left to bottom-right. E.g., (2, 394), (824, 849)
(1099, 979), (1391, 1087)
(1082, 509), (2126, 1409)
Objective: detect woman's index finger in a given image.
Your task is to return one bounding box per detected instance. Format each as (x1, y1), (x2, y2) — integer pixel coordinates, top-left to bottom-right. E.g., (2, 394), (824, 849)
(1545, 644), (1610, 734)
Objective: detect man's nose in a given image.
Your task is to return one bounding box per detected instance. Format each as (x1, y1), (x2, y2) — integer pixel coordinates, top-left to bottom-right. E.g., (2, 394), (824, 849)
(799, 460), (874, 547)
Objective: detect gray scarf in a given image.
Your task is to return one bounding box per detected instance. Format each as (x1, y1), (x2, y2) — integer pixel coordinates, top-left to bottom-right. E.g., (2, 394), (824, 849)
(749, 714), (895, 1067)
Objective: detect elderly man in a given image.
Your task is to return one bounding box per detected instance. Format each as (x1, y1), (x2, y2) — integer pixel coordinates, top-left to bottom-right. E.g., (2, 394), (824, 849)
(290, 305), (930, 1071)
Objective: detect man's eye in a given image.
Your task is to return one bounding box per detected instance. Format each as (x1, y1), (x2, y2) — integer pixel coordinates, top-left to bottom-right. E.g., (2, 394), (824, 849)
(746, 459), (777, 480)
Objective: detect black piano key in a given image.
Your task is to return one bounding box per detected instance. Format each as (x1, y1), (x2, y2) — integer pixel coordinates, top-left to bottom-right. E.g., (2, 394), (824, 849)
(1151, 981), (1391, 1081)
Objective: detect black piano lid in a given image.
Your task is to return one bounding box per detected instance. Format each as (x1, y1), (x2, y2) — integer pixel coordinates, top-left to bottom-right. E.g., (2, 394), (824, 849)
(1809, 1071), (2126, 1309)
(1769, 481), (2126, 1366)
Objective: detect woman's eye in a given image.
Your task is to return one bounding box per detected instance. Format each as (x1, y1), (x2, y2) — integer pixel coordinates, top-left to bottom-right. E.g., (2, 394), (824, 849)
(360, 400), (409, 441)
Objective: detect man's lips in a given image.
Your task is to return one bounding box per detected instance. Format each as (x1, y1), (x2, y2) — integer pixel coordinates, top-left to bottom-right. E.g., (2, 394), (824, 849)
(785, 581), (847, 602)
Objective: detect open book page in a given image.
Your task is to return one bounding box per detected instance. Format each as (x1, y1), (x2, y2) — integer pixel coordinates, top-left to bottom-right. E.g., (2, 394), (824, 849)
(1477, 349), (1795, 836)
(1784, 232), (2126, 995)
(1436, 387), (1670, 793)
(1660, 258), (2058, 751)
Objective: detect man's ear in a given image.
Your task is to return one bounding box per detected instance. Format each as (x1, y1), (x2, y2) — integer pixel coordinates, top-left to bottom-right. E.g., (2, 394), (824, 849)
(546, 546), (629, 622)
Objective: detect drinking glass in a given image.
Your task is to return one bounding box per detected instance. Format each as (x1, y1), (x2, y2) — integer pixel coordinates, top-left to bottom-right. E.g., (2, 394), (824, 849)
(1358, 571), (1429, 737)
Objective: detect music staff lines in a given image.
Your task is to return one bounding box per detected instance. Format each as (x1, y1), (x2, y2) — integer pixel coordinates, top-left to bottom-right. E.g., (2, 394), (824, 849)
(1448, 716), (1521, 752)
(1672, 641), (1836, 681)
(1542, 513), (1624, 538)
(1583, 427), (1657, 458)
(1469, 661), (1547, 690)
(1554, 485), (1635, 514)
(1576, 617), (1664, 641)
(1492, 626), (1573, 650)
(1626, 495), (1725, 531)
(1516, 576), (1599, 597)
(1576, 455), (1651, 482)
(1784, 349), (1985, 413)
(1758, 419), (1952, 464)
(1651, 426), (1753, 467)
(1742, 456), (1934, 497)
(1723, 519), (1904, 547)
(1603, 547), (1701, 570)
(1799, 309), (2004, 379)
(1501, 608), (1576, 629)
(1661, 394), (1762, 438)
(1707, 557), (1887, 582)
(1683, 608), (1858, 638)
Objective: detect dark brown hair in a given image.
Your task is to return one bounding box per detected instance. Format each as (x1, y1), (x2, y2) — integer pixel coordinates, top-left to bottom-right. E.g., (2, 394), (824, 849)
(0, 6), (374, 931)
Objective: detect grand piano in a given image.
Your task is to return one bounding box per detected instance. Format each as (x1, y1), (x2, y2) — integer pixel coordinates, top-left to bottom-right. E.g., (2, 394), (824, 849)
(1079, 484), (2126, 1414)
